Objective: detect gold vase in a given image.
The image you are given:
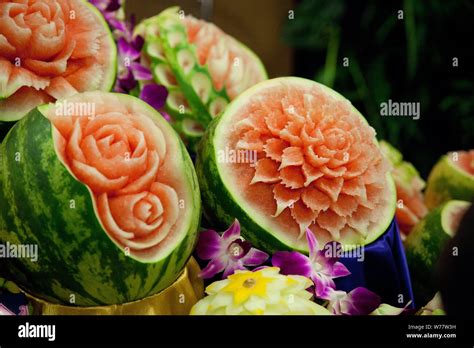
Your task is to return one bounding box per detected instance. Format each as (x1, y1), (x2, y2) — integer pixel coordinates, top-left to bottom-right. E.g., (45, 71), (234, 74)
(24, 257), (204, 315)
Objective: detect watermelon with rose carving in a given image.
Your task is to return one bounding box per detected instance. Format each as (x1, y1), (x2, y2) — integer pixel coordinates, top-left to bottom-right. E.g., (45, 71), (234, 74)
(0, 0), (117, 122)
(0, 91), (200, 306)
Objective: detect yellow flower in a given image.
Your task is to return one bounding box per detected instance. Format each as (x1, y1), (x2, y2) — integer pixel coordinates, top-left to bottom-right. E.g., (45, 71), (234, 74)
(190, 267), (331, 315)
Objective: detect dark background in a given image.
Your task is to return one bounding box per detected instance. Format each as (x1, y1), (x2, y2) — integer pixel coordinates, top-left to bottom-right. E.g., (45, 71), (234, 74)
(128, 0), (474, 177)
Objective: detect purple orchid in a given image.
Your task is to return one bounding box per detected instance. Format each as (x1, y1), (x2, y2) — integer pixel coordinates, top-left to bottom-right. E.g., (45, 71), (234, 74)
(89, 0), (123, 25)
(0, 303), (15, 315)
(327, 287), (408, 315)
(90, 0), (169, 114)
(0, 303), (28, 316)
(272, 228), (350, 300)
(327, 287), (381, 315)
(196, 219), (269, 279)
(140, 84), (169, 111)
(89, 0), (122, 13)
(115, 27), (152, 91)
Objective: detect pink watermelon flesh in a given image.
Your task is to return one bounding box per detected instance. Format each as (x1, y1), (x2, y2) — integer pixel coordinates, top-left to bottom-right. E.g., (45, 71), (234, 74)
(218, 78), (394, 247)
(453, 150), (474, 176)
(0, 0), (115, 120)
(448, 203), (470, 234)
(394, 173), (428, 236)
(184, 16), (265, 100)
(44, 92), (191, 261)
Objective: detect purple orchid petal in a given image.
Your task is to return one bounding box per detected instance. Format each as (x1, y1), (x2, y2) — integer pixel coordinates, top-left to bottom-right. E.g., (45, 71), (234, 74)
(129, 14), (137, 31)
(222, 219), (241, 241)
(315, 251), (351, 278)
(312, 273), (336, 300)
(315, 251), (335, 268)
(327, 290), (344, 314)
(321, 241), (343, 257)
(103, 11), (118, 24)
(196, 229), (222, 260)
(330, 261), (351, 278)
(227, 239), (251, 261)
(338, 287), (382, 315)
(140, 84), (168, 110)
(0, 303), (15, 315)
(160, 110), (172, 122)
(271, 230), (352, 300)
(117, 75), (136, 91)
(316, 242), (351, 278)
(223, 261), (247, 278)
(118, 38), (141, 61)
(272, 251), (313, 278)
(18, 305), (29, 316)
(199, 257), (227, 279)
(196, 219), (268, 279)
(131, 62), (153, 80)
(105, 0), (122, 12)
(108, 17), (128, 33)
(90, 0), (122, 12)
(241, 247), (269, 266)
(253, 265), (271, 272)
(113, 83), (126, 93)
(305, 228), (319, 260)
(133, 35), (145, 51)
(117, 69), (137, 92)
(89, 0), (108, 11)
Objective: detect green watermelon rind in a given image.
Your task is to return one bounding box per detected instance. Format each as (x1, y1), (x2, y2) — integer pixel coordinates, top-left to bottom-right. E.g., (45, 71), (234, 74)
(196, 115), (294, 253)
(0, 94), (200, 307)
(196, 77), (396, 254)
(379, 140), (403, 166)
(137, 7), (267, 140)
(425, 154), (474, 209)
(380, 140), (425, 192)
(83, 0), (118, 93)
(0, 0), (118, 123)
(404, 200), (471, 304)
(141, 8), (228, 127)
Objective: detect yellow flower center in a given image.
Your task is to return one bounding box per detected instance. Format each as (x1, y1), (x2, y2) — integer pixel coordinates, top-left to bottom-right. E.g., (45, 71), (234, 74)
(243, 278), (256, 288)
(221, 269), (277, 306)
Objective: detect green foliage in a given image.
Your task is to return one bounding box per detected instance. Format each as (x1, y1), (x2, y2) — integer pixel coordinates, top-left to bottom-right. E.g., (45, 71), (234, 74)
(282, 0), (474, 176)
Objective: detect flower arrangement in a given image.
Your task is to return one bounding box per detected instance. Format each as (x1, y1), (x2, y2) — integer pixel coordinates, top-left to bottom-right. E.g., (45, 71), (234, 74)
(89, 0), (169, 114)
(193, 220), (410, 315)
(191, 267), (330, 315)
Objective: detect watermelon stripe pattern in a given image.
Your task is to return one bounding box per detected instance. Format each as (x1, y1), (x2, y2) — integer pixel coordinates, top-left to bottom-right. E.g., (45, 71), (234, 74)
(424, 152), (474, 209)
(0, 98), (200, 306)
(404, 200), (471, 305)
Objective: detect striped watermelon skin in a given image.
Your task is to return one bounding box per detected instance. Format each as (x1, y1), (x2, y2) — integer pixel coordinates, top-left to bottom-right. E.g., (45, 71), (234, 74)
(0, 108), (200, 306)
(404, 200), (470, 305)
(425, 154), (474, 209)
(196, 117), (294, 254)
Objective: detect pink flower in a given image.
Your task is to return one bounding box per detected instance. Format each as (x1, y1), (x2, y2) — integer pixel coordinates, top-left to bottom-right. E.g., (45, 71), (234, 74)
(272, 228), (350, 299)
(327, 287), (409, 315)
(196, 219), (269, 279)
